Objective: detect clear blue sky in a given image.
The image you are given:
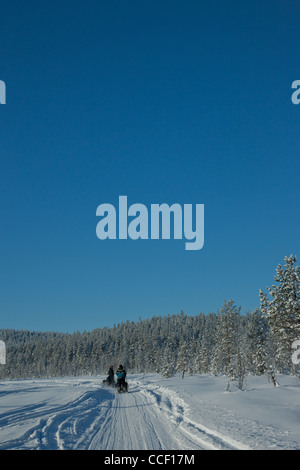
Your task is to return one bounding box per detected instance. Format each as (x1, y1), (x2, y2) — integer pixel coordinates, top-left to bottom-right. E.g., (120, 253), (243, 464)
(1, 0), (300, 332)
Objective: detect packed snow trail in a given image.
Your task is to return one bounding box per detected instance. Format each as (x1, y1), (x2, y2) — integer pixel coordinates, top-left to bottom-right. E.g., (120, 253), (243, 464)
(0, 377), (250, 450)
(85, 382), (249, 450)
(1, 374), (299, 450)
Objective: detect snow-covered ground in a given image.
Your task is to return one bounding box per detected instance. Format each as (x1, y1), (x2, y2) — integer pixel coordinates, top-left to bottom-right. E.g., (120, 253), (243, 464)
(0, 373), (299, 450)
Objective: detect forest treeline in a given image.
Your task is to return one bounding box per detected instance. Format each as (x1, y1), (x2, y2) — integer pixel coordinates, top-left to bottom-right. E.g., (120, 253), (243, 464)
(0, 255), (299, 389)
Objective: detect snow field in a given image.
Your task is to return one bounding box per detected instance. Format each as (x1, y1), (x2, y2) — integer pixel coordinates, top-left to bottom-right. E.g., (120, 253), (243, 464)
(0, 373), (299, 450)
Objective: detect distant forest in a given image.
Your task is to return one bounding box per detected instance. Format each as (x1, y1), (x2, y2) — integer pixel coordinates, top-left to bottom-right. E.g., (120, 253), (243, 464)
(1, 255), (299, 389)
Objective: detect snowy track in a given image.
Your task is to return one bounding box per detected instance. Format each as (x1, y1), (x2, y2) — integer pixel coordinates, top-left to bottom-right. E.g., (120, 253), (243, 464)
(0, 374), (299, 450)
(0, 378), (246, 450)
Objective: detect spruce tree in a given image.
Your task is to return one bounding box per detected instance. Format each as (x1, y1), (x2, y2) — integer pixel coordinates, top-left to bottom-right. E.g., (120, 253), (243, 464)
(212, 300), (243, 390)
(246, 309), (268, 375)
(176, 341), (190, 378)
(259, 254), (300, 373)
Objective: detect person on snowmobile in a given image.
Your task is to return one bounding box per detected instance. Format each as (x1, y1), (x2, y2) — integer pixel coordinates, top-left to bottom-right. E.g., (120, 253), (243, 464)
(116, 364), (127, 391)
(103, 364), (115, 386)
(108, 365), (114, 385)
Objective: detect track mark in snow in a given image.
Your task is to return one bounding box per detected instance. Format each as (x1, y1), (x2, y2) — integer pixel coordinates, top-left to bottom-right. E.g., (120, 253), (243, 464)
(140, 384), (251, 450)
(0, 378), (251, 450)
(0, 387), (115, 450)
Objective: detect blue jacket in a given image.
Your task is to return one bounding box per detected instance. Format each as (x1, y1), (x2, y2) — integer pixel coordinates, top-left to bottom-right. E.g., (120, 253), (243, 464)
(116, 368), (126, 378)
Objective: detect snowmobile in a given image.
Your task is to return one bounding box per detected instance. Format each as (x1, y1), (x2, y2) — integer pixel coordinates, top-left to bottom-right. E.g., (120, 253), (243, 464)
(103, 377), (115, 387)
(115, 379), (129, 393)
(115, 365), (128, 393)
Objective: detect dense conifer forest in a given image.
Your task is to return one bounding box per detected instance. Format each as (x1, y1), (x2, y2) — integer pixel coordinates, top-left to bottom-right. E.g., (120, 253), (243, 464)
(1, 255), (299, 387)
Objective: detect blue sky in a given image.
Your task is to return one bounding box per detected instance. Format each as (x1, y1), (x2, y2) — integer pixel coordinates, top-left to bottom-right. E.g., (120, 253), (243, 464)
(1, 0), (300, 332)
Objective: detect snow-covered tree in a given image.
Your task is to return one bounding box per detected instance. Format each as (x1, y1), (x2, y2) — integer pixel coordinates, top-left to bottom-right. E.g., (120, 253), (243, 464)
(259, 254), (300, 373)
(176, 341), (190, 378)
(211, 300), (244, 390)
(245, 309), (268, 375)
(161, 340), (177, 378)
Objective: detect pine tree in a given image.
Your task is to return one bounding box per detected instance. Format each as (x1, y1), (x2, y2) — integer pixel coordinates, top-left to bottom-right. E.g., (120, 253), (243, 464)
(259, 254), (300, 373)
(246, 309), (268, 375)
(176, 341), (190, 378)
(161, 341), (176, 378)
(212, 300), (243, 390)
